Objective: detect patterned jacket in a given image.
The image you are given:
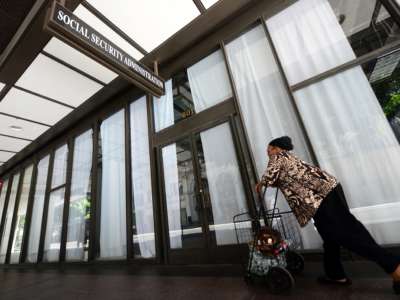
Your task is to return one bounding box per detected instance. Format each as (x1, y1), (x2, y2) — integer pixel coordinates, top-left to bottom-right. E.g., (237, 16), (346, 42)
(261, 151), (338, 227)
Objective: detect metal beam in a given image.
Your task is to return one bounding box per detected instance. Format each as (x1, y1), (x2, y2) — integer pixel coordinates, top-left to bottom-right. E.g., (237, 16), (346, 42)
(193, 0), (207, 13)
(41, 50), (107, 86)
(14, 85), (76, 110)
(0, 134), (33, 142)
(0, 112), (51, 128)
(0, 149), (18, 154)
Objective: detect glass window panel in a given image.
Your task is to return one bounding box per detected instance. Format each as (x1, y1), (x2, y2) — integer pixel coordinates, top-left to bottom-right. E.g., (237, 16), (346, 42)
(0, 179), (9, 228)
(172, 72), (195, 123)
(162, 140), (204, 249)
(153, 79), (174, 132)
(10, 165), (33, 264)
(43, 188), (65, 262)
(51, 145), (68, 188)
(188, 50), (232, 112)
(44, 38), (118, 84)
(99, 110), (126, 259)
(27, 156), (49, 263)
(0, 173), (20, 263)
(0, 88), (73, 126)
(293, 52), (400, 245)
(226, 25), (320, 249)
(267, 0), (400, 85)
(196, 123), (248, 246)
(0, 115), (48, 140)
(16, 54), (103, 107)
(86, 0), (200, 51)
(0, 135), (29, 153)
(66, 130), (93, 262)
(74, 5), (144, 60)
(130, 97), (155, 258)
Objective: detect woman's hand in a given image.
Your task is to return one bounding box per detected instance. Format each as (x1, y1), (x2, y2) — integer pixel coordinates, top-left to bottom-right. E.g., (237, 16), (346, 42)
(255, 182), (263, 195)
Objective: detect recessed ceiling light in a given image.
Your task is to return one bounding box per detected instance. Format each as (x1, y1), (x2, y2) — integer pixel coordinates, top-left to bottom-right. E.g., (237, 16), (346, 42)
(9, 125), (23, 131)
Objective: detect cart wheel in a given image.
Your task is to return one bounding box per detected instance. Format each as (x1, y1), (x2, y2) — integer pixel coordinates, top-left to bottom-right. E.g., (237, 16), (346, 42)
(266, 267), (294, 294)
(285, 250), (305, 275)
(244, 274), (254, 285)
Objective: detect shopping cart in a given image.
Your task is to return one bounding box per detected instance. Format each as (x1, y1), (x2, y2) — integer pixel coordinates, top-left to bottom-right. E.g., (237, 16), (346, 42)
(233, 188), (305, 294)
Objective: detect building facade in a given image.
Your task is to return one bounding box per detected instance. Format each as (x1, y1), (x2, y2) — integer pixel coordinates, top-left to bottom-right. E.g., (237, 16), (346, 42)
(0, 0), (400, 266)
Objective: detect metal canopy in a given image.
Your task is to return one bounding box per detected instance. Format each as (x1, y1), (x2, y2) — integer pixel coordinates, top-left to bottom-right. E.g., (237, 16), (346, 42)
(0, 0), (221, 171)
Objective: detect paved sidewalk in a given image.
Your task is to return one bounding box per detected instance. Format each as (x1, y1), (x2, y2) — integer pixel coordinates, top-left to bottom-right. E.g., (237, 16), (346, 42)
(0, 261), (397, 300)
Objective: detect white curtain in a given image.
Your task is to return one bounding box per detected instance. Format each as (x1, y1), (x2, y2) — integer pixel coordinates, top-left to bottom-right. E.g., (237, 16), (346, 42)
(187, 50), (233, 112)
(267, 0), (356, 85)
(27, 156), (49, 263)
(199, 123), (248, 245)
(0, 173), (20, 263)
(294, 67), (400, 245)
(66, 130), (93, 261)
(153, 79), (174, 132)
(268, 0), (400, 245)
(162, 144), (182, 249)
(100, 110), (127, 259)
(225, 25), (321, 249)
(130, 96), (155, 258)
(10, 165), (33, 264)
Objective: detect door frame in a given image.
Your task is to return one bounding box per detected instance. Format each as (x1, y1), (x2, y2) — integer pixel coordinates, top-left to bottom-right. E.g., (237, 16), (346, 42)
(154, 99), (256, 264)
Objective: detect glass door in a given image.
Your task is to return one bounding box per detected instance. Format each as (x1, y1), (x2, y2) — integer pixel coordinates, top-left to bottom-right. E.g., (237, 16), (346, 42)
(160, 121), (250, 264)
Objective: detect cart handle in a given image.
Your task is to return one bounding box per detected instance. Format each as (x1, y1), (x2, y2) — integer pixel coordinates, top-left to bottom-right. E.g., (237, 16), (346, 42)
(257, 187), (279, 228)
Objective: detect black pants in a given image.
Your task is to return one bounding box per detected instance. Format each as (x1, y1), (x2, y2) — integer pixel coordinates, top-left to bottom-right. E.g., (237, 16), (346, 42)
(313, 184), (400, 279)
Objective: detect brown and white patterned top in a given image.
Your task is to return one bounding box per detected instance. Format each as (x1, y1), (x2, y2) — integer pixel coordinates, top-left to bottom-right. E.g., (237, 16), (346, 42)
(261, 151), (338, 227)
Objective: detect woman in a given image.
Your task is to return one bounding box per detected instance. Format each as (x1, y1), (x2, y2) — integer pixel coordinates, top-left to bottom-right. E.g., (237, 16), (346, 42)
(255, 136), (400, 294)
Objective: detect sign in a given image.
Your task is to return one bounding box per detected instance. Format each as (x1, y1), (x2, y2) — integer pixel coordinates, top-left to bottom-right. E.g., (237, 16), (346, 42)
(44, 1), (165, 97)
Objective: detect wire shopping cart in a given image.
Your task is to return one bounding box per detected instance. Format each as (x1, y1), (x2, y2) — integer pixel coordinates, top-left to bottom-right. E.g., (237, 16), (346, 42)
(233, 188), (305, 294)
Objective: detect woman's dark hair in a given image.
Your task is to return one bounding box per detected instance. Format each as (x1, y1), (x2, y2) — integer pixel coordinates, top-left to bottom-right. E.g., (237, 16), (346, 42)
(269, 136), (294, 151)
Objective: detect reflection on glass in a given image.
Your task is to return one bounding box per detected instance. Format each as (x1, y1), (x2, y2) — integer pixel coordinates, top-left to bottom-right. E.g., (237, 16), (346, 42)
(195, 123), (248, 246)
(99, 110), (127, 260)
(43, 188), (65, 262)
(363, 49), (400, 142)
(43, 145), (68, 262)
(130, 97), (155, 258)
(0, 179), (9, 227)
(66, 130), (92, 262)
(27, 156), (49, 263)
(0, 173), (20, 263)
(162, 139), (204, 249)
(172, 71), (195, 123)
(267, 0), (400, 85)
(10, 165), (33, 264)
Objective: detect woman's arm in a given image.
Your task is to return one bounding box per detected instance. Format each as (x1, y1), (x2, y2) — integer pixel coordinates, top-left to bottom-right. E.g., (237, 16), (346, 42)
(256, 154), (283, 193)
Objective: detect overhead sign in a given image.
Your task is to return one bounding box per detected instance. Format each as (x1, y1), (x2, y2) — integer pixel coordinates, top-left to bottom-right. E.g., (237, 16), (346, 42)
(44, 1), (165, 97)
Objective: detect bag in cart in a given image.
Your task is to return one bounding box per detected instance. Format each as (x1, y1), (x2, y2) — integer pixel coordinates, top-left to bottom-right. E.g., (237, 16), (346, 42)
(233, 188), (305, 294)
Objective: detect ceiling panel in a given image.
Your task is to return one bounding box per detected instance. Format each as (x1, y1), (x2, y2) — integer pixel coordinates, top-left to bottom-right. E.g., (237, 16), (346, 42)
(202, 0), (220, 9)
(74, 5), (144, 60)
(0, 88), (73, 125)
(86, 0), (200, 52)
(44, 38), (118, 84)
(0, 114), (48, 140)
(0, 135), (29, 152)
(16, 54), (103, 107)
(0, 151), (14, 162)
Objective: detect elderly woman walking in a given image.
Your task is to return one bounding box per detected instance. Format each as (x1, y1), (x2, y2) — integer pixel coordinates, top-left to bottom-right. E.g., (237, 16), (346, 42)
(256, 136), (400, 294)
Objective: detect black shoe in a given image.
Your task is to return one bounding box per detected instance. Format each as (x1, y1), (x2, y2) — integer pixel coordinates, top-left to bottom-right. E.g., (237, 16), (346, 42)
(317, 276), (352, 286)
(394, 281), (400, 295)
